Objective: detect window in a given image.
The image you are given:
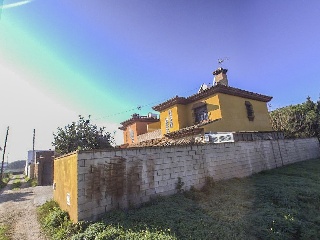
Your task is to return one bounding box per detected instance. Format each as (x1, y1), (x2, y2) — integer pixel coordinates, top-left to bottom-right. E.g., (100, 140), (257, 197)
(129, 127), (135, 143)
(168, 109), (173, 128)
(194, 105), (208, 124)
(165, 118), (170, 133)
(245, 101), (255, 121)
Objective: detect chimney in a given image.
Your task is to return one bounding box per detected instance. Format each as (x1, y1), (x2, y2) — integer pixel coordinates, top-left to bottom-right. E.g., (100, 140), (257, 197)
(213, 67), (228, 86)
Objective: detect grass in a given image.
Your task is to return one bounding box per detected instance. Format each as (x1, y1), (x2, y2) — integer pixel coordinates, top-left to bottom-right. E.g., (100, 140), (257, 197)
(0, 225), (10, 240)
(11, 178), (22, 190)
(25, 176), (38, 187)
(38, 158), (320, 240)
(0, 173), (10, 190)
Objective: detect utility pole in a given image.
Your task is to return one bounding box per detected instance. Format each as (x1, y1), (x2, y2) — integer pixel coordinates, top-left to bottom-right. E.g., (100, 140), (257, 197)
(1, 126), (9, 180)
(0, 0), (4, 20)
(32, 129), (35, 164)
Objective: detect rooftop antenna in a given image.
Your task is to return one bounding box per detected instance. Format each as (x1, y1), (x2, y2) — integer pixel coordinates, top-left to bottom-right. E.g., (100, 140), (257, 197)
(32, 129), (35, 164)
(217, 57), (229, 67)
(213, 58), (229, 86)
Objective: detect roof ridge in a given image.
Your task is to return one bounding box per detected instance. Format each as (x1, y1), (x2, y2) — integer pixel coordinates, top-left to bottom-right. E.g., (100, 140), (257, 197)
(152, 84), (272, 112)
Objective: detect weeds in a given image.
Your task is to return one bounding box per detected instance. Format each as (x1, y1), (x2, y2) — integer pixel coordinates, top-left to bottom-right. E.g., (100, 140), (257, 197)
(0, 173), (10, 190)
(38, 200), (176, 240)
(0, 225), (10, 240)
(37, 200), (85, 240)
(12, 179), (21, 190)
(25, 176), (38, 187)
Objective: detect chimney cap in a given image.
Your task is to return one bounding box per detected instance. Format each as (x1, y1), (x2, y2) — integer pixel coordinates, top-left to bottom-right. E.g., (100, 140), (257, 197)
(213, 67), (228, 76)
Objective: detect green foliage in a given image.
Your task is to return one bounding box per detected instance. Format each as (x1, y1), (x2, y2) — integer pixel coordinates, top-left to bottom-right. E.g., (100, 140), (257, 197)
(70, 223), (175, 240)
(37, 200), (59, 221)
(38, 201), (85, 240)
(38, 201), (176, 240)
(72, 222), (106, 240)
(0, 173), (10, 189)
(52, 115), (114, 155)
(43, 207), (68, 229)
(25, 176), (38, 187)
(12, 179), (21, 189)
(270, 97), (320, 139)
(0, 225), (10, 240)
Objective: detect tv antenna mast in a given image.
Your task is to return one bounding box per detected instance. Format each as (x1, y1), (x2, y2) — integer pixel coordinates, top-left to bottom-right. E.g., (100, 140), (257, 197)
(217, 57), (229, 66)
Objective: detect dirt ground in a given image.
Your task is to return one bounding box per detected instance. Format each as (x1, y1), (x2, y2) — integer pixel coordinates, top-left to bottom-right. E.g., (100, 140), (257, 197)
(0, 174), (53, 240)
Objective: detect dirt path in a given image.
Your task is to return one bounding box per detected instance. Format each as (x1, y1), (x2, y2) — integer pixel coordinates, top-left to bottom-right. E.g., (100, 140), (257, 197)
(0, 174), (52, 240)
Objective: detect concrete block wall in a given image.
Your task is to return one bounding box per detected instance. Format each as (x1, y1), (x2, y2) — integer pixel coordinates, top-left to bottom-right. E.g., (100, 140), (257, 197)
(74, 138), (320, 221)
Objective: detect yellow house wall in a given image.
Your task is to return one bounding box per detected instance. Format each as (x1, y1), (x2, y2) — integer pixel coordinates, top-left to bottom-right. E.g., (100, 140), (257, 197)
(185, 94), (222, 125)
(160, 104), (187, 135)
(53, 153), (78, 222)
(209, 93), (272, 132)
(159, 95), (223, 134)
(158, 93), (271, 133)
(176, 104), (188, 129)
(147, 121), (161, 132)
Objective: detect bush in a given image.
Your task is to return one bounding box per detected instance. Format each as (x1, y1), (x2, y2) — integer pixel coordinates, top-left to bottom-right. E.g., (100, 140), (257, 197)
(37, 200), (59, 222)
(38, 201), (85, 240)
(0, 173), (10, 190)
(79, 222), (106, 240)
(38, 201), (177, 239)
(44, 207), (68, 228)
(94, 225), (123, 240)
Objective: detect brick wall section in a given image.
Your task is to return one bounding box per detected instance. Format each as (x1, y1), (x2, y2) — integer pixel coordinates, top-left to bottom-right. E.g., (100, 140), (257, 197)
(137, 129), (162, 143)
(75, 138), (320, 221)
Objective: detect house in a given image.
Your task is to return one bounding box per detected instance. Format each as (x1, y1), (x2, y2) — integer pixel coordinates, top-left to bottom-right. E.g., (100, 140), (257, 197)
(119, 113), (160, 146)
(151, 67), (273, 137)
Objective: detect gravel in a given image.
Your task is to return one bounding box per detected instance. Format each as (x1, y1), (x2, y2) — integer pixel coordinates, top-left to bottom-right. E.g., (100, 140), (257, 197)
(0, 174), (53, 240)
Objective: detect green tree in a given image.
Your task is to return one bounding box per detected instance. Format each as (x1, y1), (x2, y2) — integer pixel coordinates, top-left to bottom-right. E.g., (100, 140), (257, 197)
(52, 116), (114, 155)
(270, 97), (320, 140)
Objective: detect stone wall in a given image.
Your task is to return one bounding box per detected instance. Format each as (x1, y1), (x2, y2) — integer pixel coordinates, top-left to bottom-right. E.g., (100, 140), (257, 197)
(70, 138), (320, 221)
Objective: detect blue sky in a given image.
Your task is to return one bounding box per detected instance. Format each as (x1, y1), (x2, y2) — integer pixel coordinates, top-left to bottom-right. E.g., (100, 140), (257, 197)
(1, 0), (320, 161)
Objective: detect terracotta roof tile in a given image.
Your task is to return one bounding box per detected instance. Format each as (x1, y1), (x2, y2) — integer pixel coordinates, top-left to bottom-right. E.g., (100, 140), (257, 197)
(119, 115), (159, 130)
(152, 84), (272, 112)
